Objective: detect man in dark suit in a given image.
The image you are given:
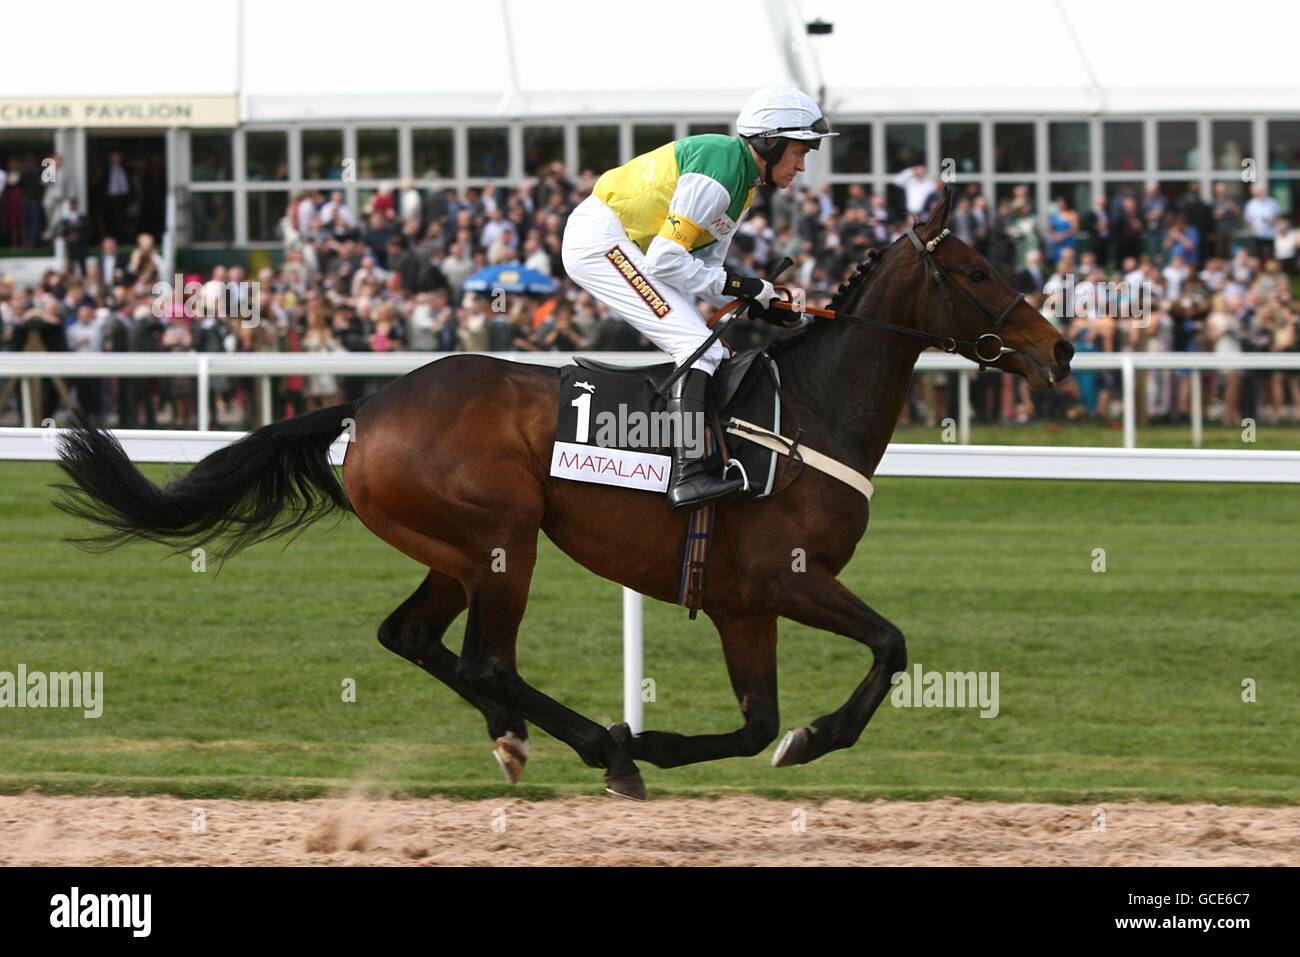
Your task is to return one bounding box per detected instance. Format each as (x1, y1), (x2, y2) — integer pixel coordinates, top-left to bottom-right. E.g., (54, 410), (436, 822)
(88, 236), (130, 287)
(99, 150), (132, 241)
(62, 200), (90, 273)
(1014, 250), (1046, 294)
(1178, 181), (1213, 268)
(110, 305), (161, 427)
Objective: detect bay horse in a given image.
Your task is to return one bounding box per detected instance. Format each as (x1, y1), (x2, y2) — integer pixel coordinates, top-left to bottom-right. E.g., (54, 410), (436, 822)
(52, 190), (1072, 800)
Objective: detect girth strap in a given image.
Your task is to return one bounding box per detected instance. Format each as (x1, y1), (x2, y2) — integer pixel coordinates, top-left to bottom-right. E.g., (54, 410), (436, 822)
(726, 418), (874, 501)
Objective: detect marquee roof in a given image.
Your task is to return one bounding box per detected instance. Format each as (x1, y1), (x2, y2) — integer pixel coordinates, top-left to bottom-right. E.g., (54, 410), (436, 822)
(4, 0), (1296, 121)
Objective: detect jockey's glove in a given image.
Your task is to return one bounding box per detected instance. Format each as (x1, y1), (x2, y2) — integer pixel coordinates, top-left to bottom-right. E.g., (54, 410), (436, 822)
(748, 299), (806, 328)
(723, 270), (778, 308)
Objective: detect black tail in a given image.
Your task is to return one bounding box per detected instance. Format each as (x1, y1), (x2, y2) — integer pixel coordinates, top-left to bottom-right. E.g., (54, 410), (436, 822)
(52, 401), (362, 561)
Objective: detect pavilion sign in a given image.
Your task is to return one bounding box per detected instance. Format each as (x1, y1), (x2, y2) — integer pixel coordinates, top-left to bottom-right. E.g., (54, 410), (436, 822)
(0, 96), (238, 129)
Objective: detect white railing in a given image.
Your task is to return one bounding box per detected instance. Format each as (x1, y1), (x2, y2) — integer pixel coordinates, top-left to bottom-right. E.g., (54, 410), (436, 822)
(3, 426), (1298, 483)
(3, 350), (1297, 449)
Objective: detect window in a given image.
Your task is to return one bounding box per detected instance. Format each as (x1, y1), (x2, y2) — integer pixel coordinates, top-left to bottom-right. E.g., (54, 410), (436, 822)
(0, 132), (56, 170)
(302, 129), (344, 180)
(688, 123), (729, 136)
(633, 125), (674, 156)
(190, 192), (233, 242)
(190, 131), (232, 182)
(940, 123), (980, 175)
(1103, 122), (1144, 172)
(523, 126), (564, 175)
(247, 191), (289, 242)
(468, 127), (509, 178)
(578, 126), (619, 175)
(1212, 120), (1251, 171)
(1268, 120), (1300, 172)
(413, 128), (454, 179)
(1104, 181), (1144, 214)
(245, 131), (287, 181)
(1050, 182), (1091, 218)
(1157, 180), (1197, 208)
(356, 189), (378, 218)
(1157, 121), (1198, 171)
(356, 129), (398, 180)
(995, 123), (1035, 173)
(1270, 180), (1294, 216)
(1048, 122), (1089, 172)
(885, 123), (924, 172)
(830, 123), (871, 174)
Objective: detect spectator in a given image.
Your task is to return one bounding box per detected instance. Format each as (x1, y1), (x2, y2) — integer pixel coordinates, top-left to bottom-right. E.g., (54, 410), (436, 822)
(1047, 196), (1079, 264)
(128, 234), (163, 286)
(301, 302), (344, 409)
(1243, 185), (1282, 260)
(1210, 182), (1242, 260)
(457, 293), (492, 351)
(892, 166), (934, 217)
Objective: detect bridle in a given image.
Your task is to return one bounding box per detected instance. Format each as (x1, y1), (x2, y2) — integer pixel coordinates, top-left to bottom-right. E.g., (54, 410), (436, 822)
(684, 222), (1035, 396)
(789, 226), (1027, 370)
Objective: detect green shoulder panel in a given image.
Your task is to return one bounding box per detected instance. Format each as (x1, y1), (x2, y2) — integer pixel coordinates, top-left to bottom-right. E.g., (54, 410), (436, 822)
(672, 134), (759, 222)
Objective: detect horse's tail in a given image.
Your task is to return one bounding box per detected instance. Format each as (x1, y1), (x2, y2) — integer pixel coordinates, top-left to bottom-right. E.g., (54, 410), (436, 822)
(52, 401), (362, 562)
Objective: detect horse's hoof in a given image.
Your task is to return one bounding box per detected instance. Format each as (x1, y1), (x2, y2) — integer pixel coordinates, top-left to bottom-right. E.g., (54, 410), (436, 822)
(772, 727), (811, 767)
(492, 732), (529, 784)
(606, 722), (633, 749)
(603, 769), (647, 801)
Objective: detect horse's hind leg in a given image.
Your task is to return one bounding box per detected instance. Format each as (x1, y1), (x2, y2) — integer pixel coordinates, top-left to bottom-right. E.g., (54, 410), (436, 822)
(609, 615), (780, 768)
(454, 536), (647, 800)
(378, 570), (530, 783)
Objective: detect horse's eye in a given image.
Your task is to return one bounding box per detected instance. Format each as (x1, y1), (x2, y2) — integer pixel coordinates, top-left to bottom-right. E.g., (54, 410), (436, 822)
(970, 269), (987, 282)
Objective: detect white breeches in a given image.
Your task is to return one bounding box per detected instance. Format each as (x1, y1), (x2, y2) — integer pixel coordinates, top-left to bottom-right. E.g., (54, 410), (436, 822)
(561, 194), (726, 375)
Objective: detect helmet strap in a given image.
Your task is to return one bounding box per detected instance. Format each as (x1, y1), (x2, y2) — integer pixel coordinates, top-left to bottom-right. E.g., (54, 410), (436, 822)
(749, 136), (787, 188)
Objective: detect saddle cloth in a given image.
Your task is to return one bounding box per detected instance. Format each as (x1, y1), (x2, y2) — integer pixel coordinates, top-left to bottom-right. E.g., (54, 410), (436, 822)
(550, 348), (785, 500)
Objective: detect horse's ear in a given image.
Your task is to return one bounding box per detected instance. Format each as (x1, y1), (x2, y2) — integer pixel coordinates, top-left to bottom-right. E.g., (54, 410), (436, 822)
(918, 186), (954, 241)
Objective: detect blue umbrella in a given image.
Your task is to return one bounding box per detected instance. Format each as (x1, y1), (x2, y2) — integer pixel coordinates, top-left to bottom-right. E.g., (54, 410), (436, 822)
(462, 263), (559, 295)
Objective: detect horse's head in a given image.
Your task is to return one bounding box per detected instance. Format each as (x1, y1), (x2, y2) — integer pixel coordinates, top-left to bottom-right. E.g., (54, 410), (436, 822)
(907, 188), (1073, 389)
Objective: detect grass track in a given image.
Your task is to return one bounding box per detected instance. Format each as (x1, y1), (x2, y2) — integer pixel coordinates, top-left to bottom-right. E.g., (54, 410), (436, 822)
(1, 461), (1296, 804)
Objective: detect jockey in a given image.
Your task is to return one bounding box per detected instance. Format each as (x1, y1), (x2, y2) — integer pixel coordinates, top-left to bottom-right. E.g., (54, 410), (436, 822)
(561, 84), (836, 511)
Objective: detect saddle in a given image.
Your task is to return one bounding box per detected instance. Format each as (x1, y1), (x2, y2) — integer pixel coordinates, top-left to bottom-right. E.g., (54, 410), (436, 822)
(552, 348), (800, 619)
(553, 348), (795, 501)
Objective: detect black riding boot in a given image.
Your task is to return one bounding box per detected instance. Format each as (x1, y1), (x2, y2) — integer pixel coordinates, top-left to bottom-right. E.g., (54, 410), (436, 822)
(666, 367), (744, 512)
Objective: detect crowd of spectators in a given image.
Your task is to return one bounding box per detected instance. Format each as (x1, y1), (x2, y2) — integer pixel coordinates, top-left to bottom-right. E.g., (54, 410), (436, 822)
(2, 150), (1298, 431)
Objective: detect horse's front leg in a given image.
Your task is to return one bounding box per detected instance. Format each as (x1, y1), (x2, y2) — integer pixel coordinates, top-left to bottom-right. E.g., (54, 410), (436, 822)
(770, 576), (906, 766)
(610, 615), (779, 768)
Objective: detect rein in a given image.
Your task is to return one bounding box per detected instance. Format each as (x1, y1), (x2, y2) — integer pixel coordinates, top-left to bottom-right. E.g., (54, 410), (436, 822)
(772, 227), (1027, 370)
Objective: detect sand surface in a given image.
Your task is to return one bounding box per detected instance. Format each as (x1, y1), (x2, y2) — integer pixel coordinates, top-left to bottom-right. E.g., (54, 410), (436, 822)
(3, 794), (1297, 866)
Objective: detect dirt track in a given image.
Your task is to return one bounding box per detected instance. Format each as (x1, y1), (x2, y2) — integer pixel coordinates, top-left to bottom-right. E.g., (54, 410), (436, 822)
(4, 794), (1298, 866)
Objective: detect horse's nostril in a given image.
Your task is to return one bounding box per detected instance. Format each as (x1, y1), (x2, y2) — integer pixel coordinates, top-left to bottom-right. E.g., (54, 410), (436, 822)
(1055, 339), (1075, 367)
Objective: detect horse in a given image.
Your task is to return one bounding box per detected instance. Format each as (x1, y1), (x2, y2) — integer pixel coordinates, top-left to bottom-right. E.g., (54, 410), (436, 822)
(52, 189), (1073, 800)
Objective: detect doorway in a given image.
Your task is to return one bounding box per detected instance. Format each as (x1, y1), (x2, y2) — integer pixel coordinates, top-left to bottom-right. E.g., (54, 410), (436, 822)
(85, 132), (167, 245)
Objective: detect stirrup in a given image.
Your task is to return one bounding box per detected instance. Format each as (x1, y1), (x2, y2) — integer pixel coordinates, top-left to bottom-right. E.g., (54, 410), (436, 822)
(667, 465), (744, 512)
(722, 458), (750, 492)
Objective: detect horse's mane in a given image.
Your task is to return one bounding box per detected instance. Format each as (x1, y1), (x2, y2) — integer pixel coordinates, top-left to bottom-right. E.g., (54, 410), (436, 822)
(767, 241), (892, 358)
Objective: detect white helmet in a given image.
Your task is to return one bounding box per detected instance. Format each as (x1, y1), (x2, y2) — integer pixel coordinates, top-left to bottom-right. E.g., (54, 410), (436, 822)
(736, 84), (837, 148)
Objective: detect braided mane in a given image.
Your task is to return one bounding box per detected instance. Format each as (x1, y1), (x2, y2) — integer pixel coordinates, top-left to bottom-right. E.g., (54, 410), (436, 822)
(828, 246), (884, 313)
(769, 246), (886, 357)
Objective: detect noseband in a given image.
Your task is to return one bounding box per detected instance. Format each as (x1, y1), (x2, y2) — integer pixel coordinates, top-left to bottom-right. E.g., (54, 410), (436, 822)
(903, 226), (1024, 367)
